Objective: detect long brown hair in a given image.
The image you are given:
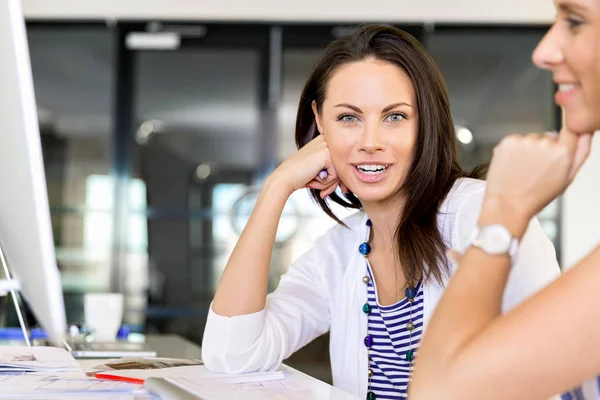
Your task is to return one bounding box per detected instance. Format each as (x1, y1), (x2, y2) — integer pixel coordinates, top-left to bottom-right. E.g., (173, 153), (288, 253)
(295, 25), (483, 285)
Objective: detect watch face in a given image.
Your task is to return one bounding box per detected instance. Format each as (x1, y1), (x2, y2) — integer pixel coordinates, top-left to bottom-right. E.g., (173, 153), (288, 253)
(480, 225), (512, 254)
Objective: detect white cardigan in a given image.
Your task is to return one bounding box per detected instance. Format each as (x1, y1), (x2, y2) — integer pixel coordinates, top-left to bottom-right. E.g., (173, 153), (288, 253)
(202, 178), (561, 398)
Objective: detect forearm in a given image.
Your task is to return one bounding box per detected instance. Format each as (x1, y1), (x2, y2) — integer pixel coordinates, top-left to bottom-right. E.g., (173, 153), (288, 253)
(420, 245), (600, 400)
(410, 119), (598, 398)
(412, 198), (530, 393)
(212, 174), (293, 317)
(413, 250), (511, 392)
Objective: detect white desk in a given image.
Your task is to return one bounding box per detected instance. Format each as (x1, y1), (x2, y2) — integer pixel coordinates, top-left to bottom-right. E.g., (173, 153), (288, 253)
(90, 334), (360, 400)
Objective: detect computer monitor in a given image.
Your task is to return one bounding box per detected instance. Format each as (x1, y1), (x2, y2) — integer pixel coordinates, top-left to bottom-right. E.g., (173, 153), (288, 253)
(0, 0), (66, 346)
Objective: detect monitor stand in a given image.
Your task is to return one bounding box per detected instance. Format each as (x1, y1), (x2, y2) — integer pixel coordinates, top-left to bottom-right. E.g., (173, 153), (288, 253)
(0, 242), (32, 346)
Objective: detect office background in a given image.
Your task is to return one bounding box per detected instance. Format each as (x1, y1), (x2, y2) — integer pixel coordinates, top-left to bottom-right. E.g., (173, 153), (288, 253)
(6, 0), (600, 383)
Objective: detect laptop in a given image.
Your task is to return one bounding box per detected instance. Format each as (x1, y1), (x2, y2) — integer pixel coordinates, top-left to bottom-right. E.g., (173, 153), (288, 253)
(69, 341), (157, 359)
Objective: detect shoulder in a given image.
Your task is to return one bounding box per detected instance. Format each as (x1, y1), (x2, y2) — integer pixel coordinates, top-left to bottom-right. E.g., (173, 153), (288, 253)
(290, 210), (365, 264)
(287, 210), (364, 282)
(437, 178), (487, 252)
(316, 211), (366, 250)
(440, 177), (487, 215)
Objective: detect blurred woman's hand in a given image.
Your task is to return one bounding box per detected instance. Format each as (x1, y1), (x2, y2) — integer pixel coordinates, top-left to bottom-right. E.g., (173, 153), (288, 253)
(479, 127), (592, 237)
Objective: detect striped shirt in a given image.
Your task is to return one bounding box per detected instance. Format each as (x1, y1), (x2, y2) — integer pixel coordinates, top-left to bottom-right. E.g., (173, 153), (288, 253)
(366, 262), (424, 399)
(562, 377), (600, 400)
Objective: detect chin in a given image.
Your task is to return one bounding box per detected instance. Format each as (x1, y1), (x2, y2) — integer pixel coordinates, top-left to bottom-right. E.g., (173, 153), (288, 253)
(350, 188), (397, 204)
(565, 106), (600, 134)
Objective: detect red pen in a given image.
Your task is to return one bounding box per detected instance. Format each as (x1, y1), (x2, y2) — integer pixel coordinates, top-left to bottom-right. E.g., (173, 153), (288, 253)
(94, 372), (145, 385)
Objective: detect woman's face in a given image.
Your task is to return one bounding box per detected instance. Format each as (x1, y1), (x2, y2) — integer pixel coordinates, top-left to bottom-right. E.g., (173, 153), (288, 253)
(533, 0), (600, 133)
(312, 58), (418, 205)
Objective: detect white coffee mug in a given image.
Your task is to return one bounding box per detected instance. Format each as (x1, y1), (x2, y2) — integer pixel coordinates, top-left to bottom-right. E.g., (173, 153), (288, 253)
(84, 292), (124, 342)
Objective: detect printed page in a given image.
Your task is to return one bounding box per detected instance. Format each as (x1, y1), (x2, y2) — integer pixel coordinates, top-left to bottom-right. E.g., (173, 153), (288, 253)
(0, 373), (141, 398)
(96, 364), (283, 384)
(0, 346), (81, 372)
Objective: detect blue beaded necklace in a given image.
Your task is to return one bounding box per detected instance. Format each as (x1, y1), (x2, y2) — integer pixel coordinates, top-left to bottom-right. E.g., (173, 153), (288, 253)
(360, 218), (417, 400)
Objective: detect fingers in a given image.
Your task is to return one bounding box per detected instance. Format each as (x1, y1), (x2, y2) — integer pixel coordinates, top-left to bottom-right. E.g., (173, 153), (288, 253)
(306, 179), (324, 190)
(306, 173), (350, 200)
(319, 182), (340, 199)
(559, 106), (594, 180)
(485, 128), (594, 223)
(306, 179), (341, 198)
(310, 164), (345, 195)
(313, 167), (334, 186)
(499, 129), (590, 167)
(556, 126), (592, 181)
(558, 125), (580, 155)
(569, 132), (593, 181)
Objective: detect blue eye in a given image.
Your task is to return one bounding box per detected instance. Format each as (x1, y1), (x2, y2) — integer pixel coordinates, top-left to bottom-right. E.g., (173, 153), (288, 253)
(386, 113), (406, 122)
(338, 114), (358, 123)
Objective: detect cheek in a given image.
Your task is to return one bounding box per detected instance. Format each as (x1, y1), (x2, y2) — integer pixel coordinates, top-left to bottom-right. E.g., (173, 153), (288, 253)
(388, 136), (417, 181)
(393, 128), (418, 161)
(572, 36), (600, 94)
(322, 126), (351, 163)
(594, 42), (600, 101)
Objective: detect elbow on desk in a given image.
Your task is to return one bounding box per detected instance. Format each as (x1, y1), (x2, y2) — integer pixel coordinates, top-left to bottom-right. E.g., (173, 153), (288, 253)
(200, 332), (259, 374)
(201, 344), (282, 374)
(201, 348), (244, 374)
(201, 325), (283, 374)
(201, 305), (286, 373)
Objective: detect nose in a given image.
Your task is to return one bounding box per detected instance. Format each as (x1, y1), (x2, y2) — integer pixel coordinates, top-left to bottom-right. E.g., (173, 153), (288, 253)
(359, 123), (386, 153)
(532, 24), (565, 70)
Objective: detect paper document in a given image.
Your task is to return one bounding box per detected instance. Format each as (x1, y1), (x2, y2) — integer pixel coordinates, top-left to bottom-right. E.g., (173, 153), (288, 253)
(95, 364), (283, 384)
(0, 395), (148, 400)
(0, 372), (142, 398)
(98, 357), (202, 371)
(162, 373), (310, 400)
(0, 346), (81, 372)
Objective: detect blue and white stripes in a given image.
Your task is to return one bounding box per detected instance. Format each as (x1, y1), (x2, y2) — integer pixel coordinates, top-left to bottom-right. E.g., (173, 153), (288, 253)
(366, 263), (424, 399)
(562, 376), (600, 400)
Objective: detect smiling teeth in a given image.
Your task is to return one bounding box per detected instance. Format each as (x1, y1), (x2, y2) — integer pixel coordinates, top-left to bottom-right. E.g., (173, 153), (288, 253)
(559, 84), (579, 92)
(357, 165), (387, 174)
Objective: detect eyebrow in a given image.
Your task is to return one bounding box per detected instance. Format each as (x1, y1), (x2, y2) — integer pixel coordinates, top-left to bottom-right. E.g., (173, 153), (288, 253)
(556, 0), (588, 14)
(334, 102), (413, 113)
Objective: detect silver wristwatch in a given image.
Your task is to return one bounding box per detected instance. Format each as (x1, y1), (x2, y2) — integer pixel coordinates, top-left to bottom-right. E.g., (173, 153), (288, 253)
(468, 224), (519, 259)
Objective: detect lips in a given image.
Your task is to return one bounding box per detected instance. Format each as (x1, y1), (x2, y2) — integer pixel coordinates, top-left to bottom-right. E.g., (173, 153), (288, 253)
(352, 163), (392, 183)
(555, 82), (581, 105)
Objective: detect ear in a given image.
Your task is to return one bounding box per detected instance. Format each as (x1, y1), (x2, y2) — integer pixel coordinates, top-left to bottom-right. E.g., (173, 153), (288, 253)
(311, 100), (324, 135)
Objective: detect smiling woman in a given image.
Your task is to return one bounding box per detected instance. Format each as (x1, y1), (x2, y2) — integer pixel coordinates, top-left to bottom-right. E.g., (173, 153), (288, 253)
(533, 0), (600, 133)
(201, 25), (562, 400)
(314, 61), (417, 199)
(295, 26), (485, 289)
(410, 0), (600, 399)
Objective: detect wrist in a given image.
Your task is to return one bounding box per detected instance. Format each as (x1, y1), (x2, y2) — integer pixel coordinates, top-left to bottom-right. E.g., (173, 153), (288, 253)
(264, 172), (295, 199)
(478, 195), (531, 240)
